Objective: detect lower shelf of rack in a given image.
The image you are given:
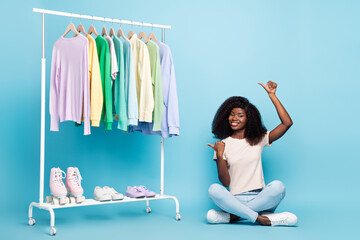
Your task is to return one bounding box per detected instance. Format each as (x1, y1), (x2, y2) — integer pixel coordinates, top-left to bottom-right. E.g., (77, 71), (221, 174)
(37, 194), (174, 209)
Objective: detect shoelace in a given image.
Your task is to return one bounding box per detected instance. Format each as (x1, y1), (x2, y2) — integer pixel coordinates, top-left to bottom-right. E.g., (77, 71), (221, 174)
(68, 167), (82, 187)
(270, 214), (288, 225)
(52, 168), (66, 187)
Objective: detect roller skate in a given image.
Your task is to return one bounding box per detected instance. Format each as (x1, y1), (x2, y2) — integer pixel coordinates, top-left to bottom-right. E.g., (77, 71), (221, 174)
(66, 167), (85, 204)
(48, 167), (69, 205)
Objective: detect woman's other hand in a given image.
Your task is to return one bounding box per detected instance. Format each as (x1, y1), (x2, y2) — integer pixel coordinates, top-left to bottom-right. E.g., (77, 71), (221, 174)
(207, 141), (225, 158)
(259, 81), (277, 95)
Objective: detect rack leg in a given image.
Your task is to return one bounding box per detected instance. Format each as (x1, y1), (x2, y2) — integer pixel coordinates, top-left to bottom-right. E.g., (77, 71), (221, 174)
(167, 196), (181, 220)
(28, 202), (36, 226)
(146, 200), (151, 213)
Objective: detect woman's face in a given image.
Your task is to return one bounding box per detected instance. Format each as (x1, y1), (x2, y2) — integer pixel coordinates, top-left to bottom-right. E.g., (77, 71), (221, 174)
(228, 107), (247, 131)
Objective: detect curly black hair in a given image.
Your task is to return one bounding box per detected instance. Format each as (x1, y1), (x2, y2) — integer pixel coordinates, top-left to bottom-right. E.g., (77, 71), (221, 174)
(212, 96), (267, 145)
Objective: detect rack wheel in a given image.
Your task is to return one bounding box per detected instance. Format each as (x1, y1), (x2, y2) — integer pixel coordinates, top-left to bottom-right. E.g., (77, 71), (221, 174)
(28, 218), (36, 226)
(50, 227), (56, 236)
(146, 207), (151, 213)
(176, 214), (181, 221)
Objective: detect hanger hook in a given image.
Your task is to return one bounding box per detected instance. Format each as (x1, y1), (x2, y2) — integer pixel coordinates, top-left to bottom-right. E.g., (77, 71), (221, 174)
(103, 17), (106, 26)
(70, 13), (73, 23)
(92, 16), (94, 25)
(79, 14), (82, 24)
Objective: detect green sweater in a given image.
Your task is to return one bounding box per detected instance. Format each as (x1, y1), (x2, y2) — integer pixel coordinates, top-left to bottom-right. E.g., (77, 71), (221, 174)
(112, 37), (127, 131)
(95, 36), (113, 130)
(146, 40), (163, 131)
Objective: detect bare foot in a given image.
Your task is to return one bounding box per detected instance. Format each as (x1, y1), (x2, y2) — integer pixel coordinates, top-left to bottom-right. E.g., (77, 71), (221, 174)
(230, 214), (239, 222)
(256, 215), (271, 226)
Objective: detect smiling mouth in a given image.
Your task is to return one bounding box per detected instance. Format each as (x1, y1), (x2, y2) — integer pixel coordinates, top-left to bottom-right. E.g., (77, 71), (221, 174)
(231, 122), (240, 127)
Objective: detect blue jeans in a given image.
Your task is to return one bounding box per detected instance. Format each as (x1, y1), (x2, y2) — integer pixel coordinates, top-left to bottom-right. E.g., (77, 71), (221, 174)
(208, 180), (286, 223)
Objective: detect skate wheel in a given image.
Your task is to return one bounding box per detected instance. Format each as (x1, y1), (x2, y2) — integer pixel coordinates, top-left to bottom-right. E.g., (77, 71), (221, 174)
(50, 227), (56, 236)
(46, 196), (53, 204)
(52, 198), (59, 205)
(176, 214), (181, 221)
(76, 196), (85, 204)
(146, 207), (151, 213)
(28, 218), (36, 226)
(69, 197), (76, 204)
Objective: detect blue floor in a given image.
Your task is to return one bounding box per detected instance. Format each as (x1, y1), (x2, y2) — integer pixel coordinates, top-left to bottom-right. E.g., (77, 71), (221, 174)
(1, 199), (357, 240)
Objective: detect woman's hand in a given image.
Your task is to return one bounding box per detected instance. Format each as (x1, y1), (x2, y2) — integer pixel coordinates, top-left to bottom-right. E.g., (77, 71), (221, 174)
(207, 141), (225, 158)
(259, 81), (277, 95)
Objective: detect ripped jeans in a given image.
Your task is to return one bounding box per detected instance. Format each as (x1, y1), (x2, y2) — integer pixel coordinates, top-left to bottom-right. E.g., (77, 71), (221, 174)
(208, 180), (286, 223)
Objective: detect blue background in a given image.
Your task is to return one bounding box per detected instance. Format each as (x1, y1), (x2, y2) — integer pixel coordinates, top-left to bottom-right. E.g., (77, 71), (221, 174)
(0, 0), (359, 239)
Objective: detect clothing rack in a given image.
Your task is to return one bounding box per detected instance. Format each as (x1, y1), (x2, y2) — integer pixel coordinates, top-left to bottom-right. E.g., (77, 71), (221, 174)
(28, 8), (180, 236)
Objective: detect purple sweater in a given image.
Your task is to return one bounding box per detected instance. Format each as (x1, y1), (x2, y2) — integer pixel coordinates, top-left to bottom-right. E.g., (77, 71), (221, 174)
(49, 35), (90, 135)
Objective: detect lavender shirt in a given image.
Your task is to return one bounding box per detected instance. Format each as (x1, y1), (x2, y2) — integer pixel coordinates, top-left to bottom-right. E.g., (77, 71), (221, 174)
(49, 35), (90, 135)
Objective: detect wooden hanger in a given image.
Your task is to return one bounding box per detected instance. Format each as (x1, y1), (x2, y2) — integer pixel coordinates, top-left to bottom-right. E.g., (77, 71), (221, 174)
(109, 27), (116, 37)
(77, 24), (89, 37)
(148, 33), (159, 42)
(87, 25), (98, 36)
(102, 26), (108, 37)
(127, 30), (135, 39)
(138, 31), (149, 43)
(117, 28), (126, 39)
(63, 23), (79, 37)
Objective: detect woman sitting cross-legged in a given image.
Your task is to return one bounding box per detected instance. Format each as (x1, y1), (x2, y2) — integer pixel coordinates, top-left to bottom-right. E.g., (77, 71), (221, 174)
(207, 81), (298, 226)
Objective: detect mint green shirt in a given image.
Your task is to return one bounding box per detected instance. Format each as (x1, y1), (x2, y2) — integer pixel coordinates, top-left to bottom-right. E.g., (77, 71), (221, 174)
(112, 37), (127, 131)
(146, 40), (163, 131)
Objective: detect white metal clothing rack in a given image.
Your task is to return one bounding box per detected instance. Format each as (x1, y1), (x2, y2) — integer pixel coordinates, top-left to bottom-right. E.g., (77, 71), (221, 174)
(28, 8), (180, 236)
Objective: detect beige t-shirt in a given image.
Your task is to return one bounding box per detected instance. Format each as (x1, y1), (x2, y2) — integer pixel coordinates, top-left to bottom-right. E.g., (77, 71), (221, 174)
(214, 132), (271, 195)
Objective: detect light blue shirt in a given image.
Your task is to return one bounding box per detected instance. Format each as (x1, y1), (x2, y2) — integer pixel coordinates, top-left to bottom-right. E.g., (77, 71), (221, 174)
(121, 37), (138, 127)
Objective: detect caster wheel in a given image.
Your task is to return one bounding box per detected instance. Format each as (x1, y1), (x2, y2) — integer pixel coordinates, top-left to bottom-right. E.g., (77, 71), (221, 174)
(146, 207), (151, 213)
(28, 218), (36, 226)
(50, 227), (56, 236)
(176, 213), (181, 221)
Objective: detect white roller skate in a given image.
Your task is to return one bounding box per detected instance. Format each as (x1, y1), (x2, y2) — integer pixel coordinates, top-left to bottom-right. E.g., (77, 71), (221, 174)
(66, 167), (85, 204)
(49, 167), (69, 205)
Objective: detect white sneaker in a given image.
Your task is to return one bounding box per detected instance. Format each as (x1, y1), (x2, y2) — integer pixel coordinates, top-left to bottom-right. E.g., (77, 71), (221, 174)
(261, 212), (298, 226)
(103, 186), (124, 200)
(93, 186), (112, 201)
(207, 209), (230, 224)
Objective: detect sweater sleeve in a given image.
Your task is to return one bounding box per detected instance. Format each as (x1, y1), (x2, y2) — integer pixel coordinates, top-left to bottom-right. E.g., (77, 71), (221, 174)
(83, 40), (91, 135)
(152, 47), (163, 131)
(127, 45), (138, 126)
(117, 42), (128, 131)
(90, 40), (103, 127)
(167, 53), (180, 136)
(104, 42), (113, 130)
(50, 45), (60, 132)
(138, 44), (154, 122)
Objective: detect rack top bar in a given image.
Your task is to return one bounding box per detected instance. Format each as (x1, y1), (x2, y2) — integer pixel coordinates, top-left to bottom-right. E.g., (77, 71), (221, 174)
(33, 8), (172, 30)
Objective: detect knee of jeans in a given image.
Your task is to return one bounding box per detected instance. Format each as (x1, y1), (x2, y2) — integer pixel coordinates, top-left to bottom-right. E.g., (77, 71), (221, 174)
(208, 183), (223, 199)
(269, 180), (286, 197)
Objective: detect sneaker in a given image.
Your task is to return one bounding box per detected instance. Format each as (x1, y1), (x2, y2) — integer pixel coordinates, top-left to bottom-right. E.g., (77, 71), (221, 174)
(137, 186), (156, 197)
(125, 186), (146, 198)
(93, 186), (112, 201)
(261, 212), (298, 226)
(207, 209), (230, 224)
(103, 186), (124, 200)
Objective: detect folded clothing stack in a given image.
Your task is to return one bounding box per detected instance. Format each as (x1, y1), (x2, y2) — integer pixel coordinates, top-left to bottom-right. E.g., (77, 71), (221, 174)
(125, 186), (156, 198)
(94, 186), (124, 201)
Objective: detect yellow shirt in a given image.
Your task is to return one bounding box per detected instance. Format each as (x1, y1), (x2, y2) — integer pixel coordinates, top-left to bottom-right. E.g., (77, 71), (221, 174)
(87, 35), (103, 127)
(129, 34), (154, 122)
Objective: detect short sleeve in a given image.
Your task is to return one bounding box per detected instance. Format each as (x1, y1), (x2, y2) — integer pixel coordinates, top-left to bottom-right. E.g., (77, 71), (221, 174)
(261, 131), (272, 147)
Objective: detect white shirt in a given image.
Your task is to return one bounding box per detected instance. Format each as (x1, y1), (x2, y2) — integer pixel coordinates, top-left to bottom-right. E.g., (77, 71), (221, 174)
(214, 132), (271, 195)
